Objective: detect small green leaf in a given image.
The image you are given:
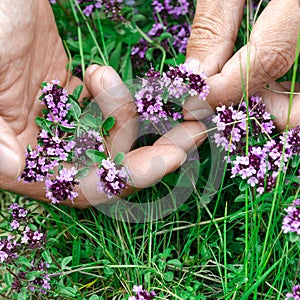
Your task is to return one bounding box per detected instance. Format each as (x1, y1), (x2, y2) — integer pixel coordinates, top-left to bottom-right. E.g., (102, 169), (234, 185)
(58, 286), (78, 297)
(81, 114), (101, 128)
(163, 271), (174, 282)
(61, 256), (73, 270)
(35, 117), (53, 133)
(132, 14), (146, 22)
(102, 116), (115, 132)
(158, 32), (173, 42)
(18, 288), (27, 300)
(89, 296), (100, 300)
(72, 85), (83, 101)
(114, 152), (125, 165)
(42, 250), (53, 265)
(110, 41), (122, 70)
(76, 168), (90, 179)
(86, 149), (107, 163)
(167, 259), (182, 268)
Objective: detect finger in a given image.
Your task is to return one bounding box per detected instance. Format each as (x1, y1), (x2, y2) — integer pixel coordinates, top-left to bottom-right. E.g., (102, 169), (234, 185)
(79, 144), (186, 206)
(257, 82), (300, 131)
(186, 0), (245, 76)
(84, 65), (138, 156)
(184, 0), (300, 119)
(154, 121), (207, 153)
(0, 117), (24, 178)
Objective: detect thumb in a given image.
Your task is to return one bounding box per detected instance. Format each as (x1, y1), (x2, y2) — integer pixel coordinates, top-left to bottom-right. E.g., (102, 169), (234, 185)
(186, 0), (245, 76)
(0, 117), (24, 179)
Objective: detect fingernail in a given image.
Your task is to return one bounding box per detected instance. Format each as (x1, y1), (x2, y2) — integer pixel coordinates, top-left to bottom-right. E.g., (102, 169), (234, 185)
(185, 109), (213, 120)
(103, 67), (128, 98)
(0, 144), (21, 179)
(185, 58), (201, 73)
(88, 65), (99, 75)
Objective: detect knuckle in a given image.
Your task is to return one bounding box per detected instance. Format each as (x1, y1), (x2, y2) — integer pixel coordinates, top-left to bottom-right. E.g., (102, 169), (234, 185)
(254, 42), (295, 82)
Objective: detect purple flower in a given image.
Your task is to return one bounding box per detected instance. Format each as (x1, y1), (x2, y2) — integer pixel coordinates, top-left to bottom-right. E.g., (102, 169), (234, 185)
(49, 0), (56, 3)
(0, 236), (18, 263)
(12, 260), (51, 294)
(20, 145), (56, 183)
(76, 0), (124, 21)
(9, 203), (29, 230)
(129, 285), (156, 300)
(282, 199), (300, 234)
(135, 64), (209, 123)
(96, 158), (128, 198)
(21, 226), (45, 249)
(286, 285), (300, 300)
(73, 129), (105, 163)
(45, 167), (79, 204)
(41, 80), (74, 127)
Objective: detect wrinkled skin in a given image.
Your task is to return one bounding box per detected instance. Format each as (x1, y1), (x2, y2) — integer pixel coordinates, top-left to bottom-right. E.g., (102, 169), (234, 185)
(0, 0), (207, 208)
(184, 0), (300, 130)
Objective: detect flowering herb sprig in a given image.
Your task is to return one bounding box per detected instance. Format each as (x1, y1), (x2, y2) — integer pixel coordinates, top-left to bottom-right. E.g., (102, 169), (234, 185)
(286, 285), (300, 300)
(131, 0), (193, 69)
(129, 285), (156, 300)
(212, 96), (300, 195)
(20, 80), (128, 204)
(135, 64), (209, 123)
(0, 203), (51, 297)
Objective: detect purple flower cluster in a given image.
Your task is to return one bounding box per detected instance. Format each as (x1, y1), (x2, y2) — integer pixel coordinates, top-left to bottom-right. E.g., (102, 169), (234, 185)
(9, 203), (29, 230)
(76, 0), (124, 21)
(49, 0), (56, 3)
(212, 97), (300, 194)
(212, 96), (274, 153)
(282, 199), (300, 234)
(45, 167), (79, 204)
(74, 129), (105, 163)
(131, 0), (193, 66)
(21, 226), (45, 249)
(1, 204), (50, 296)
(135, 64), (209, 123)
(0, 236), (18, 263)
(286, 285), (300, 300)
(152, 0), (189, 18)
(12, 261), (50, 294)
(41, 80), (73, 127)
(96, 158), (128, 198)
(129, 285), (156, 300)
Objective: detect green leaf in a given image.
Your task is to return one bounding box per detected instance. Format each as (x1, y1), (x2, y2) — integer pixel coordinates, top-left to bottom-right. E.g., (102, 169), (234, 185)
(81, 114), (101, 128)
(102, 116), (115, 132)
(35, 117), (53, 133)
(89, 296), (100, 300)
(158, 32), (173, 42)
(61, 256), (73, 270)
(239, 180), (249, 192)
(17, 256), (32, 268)
(132, 14), (146, 22)
(114, 152), (125, 165)
(72, 85), (83, 101)
(144, 271), (152, 283)
(69, 99), (81, 121)
(76, 168), (90, 179)
(42, 250), (53, 265)
(163, 271), (174, 282)
(167, 259), (182, 268)
(146, 47), (154, 61)
(4, 272), (12, 286)
(57, 286), (78, 297)
(58, 124), (76, 133)
(110, 41), (122, 70)
(86, 149), (107, 163)
(18, 288), (27, 300)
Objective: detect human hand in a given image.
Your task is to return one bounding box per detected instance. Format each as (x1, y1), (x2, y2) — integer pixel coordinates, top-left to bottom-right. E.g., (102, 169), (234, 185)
(0, 0), (207, 208)
(184, 0), (300, 130)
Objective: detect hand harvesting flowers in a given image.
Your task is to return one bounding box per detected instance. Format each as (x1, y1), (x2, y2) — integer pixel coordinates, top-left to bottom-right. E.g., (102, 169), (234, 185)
(184, 0), (300, 130)
(0, 0), (207, 208)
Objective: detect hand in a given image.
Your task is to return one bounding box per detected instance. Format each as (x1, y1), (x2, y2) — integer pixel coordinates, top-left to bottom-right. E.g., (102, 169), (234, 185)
(184, 0), (300, 130)
(0, 0), (207, 208)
